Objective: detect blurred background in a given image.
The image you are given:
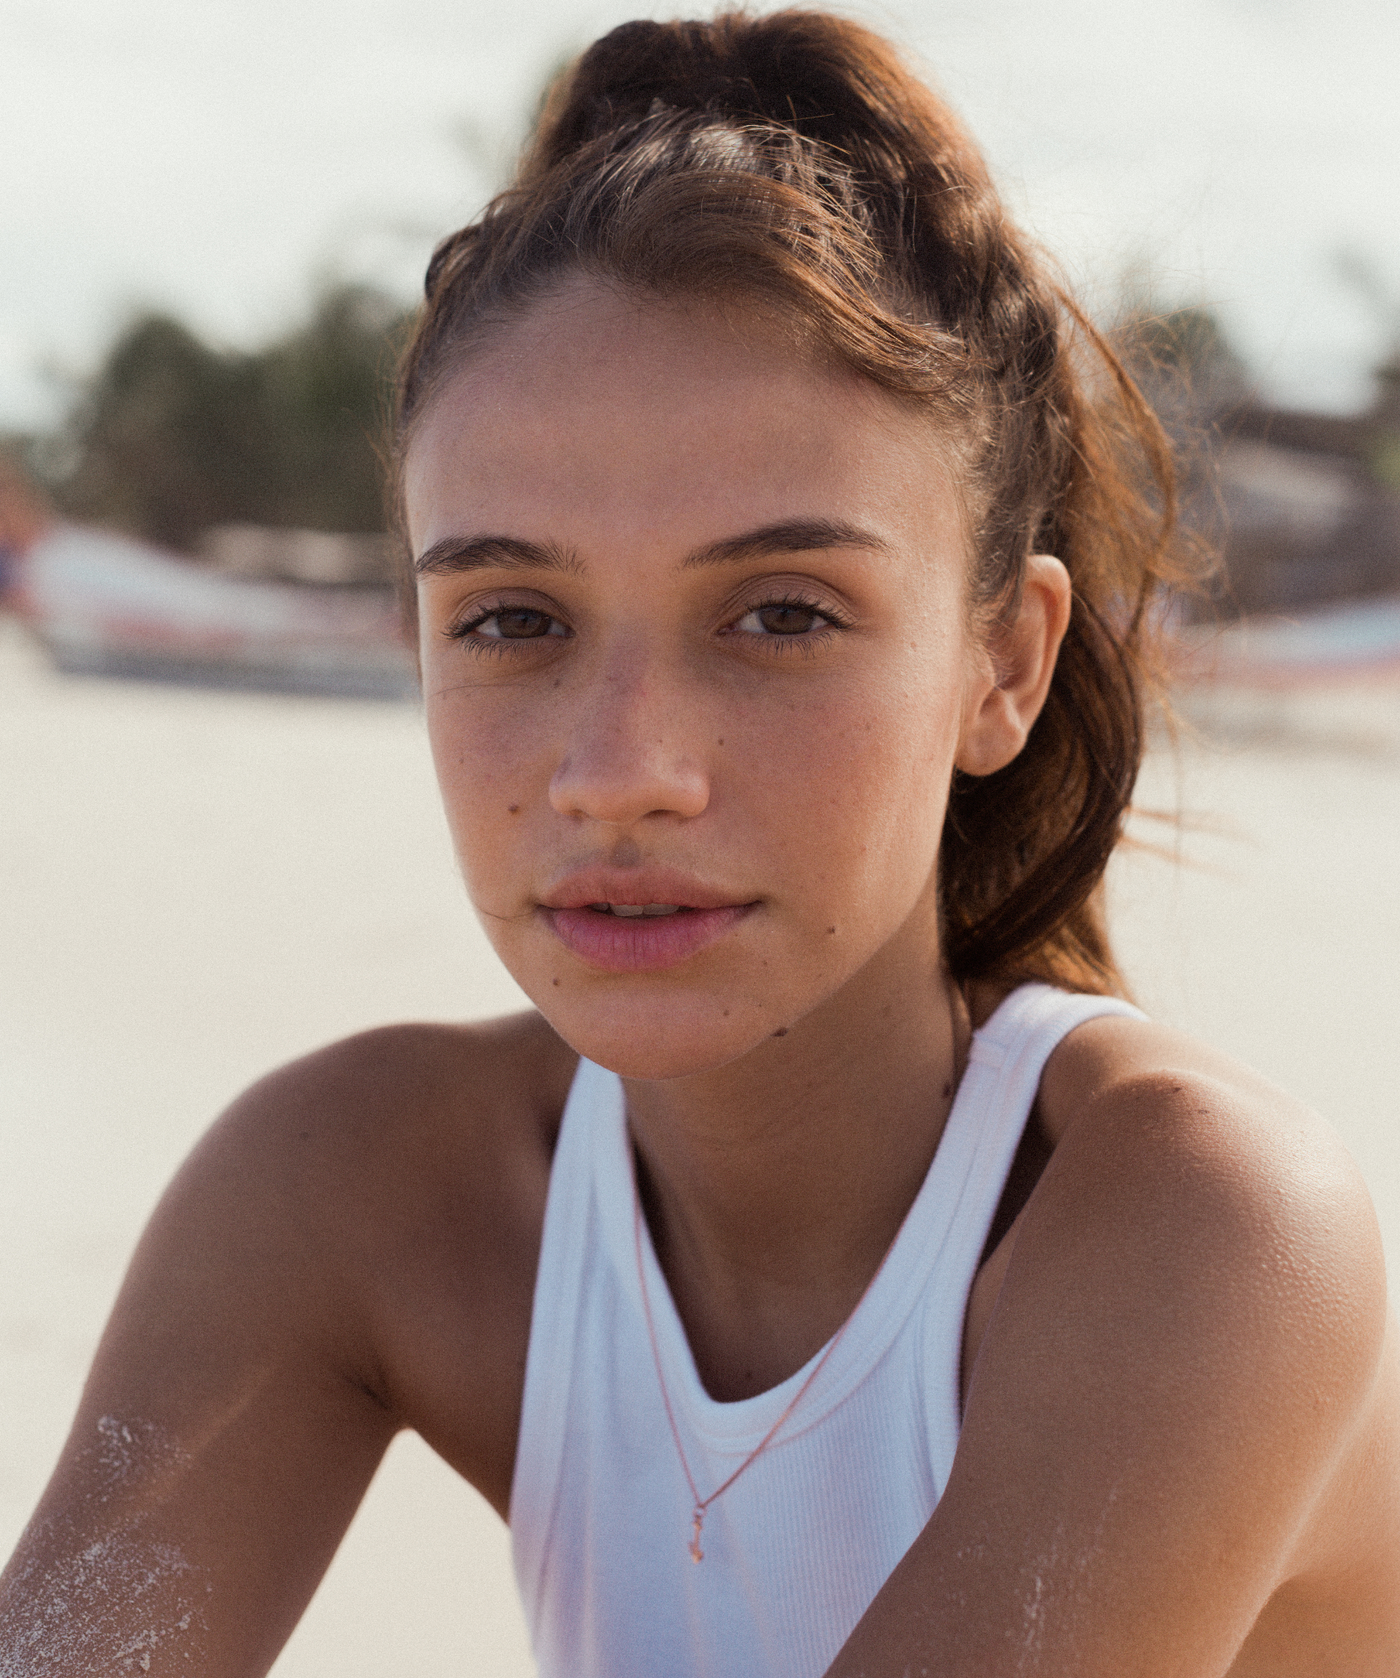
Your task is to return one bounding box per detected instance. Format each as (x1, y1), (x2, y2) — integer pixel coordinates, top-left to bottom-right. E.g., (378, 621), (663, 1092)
(2, 1), (1399, 1672)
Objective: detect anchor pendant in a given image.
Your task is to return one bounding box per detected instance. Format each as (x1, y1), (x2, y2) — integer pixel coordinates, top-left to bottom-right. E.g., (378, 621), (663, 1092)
(689, 1507), (705, 1564)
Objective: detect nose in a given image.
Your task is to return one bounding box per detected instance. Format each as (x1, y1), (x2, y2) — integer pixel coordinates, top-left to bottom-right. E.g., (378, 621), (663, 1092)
(548, 653), (710, 828)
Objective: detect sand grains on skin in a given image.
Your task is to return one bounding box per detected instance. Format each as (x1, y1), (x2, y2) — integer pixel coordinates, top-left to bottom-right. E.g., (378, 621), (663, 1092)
(0, 1419), (207, 1677)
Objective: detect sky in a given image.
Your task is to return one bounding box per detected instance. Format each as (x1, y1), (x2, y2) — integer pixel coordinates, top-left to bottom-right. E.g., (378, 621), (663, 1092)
(3, 0), (1399, 430)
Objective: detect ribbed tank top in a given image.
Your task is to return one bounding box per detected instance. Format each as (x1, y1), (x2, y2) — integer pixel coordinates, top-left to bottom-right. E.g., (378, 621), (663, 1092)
(510, 983), (1145, 1678)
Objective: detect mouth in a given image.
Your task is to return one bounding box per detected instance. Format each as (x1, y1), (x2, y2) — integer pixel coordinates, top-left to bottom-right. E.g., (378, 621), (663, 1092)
(586, 901), (687, 918)
(539, 873), (756, 973)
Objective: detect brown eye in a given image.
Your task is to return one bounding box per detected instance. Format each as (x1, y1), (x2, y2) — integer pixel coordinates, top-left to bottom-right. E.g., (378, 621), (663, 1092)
(733, 602), (830, 637)
(496, 608), (552, 638)
(758, 604), (820, 634)
(470, 608), (567, 640)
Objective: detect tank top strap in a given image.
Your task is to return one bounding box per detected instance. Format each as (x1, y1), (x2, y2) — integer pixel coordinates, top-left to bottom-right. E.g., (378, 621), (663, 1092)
(508, 1052), (611, 1601)
(914, 982), (1147, 1447)
(941, 981), (1147, 1220)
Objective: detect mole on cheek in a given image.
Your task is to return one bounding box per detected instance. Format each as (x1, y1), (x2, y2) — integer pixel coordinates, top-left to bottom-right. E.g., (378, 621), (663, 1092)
(507, 804), (520, 814)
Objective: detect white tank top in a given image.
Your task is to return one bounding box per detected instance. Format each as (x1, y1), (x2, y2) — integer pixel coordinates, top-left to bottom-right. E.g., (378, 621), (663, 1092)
(510, 983), (1144, 1678)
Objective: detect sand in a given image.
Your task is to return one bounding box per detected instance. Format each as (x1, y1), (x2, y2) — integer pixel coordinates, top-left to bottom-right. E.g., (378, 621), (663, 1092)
(2, 614), (1398, 1673)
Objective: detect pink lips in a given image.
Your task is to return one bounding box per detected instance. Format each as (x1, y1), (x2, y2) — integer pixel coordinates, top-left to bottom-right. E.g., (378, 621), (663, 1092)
(539, 867), (754, 972)
(546, 904), (752, 972)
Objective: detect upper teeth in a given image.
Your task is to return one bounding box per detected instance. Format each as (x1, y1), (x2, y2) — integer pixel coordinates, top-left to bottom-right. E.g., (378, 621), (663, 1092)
(591, 902), (682, 917)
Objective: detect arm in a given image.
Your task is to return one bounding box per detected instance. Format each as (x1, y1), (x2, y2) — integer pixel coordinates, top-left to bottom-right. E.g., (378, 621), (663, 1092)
(828, 1037), (1390, 1677)
(0, 1051), (409, 1676)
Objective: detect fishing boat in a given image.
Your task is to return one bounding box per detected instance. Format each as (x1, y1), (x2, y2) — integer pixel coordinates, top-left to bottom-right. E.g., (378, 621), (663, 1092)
(4, 520), (417, 701)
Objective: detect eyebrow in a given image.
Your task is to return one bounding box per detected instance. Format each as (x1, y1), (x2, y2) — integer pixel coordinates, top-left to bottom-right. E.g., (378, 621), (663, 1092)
(681, 518), (889, 569)
(413, 518), (887, 577)
(414, 535), (580, 576)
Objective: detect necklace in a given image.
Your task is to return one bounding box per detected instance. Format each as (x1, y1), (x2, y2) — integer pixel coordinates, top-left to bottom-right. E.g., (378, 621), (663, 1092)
(633, 1192), (891, 1564)
(632, 978), (971, 1563)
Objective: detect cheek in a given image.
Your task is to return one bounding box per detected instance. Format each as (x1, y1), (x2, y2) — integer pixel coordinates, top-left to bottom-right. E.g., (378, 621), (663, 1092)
(739, 657), (963, 903)
(424, 689), (538, 893)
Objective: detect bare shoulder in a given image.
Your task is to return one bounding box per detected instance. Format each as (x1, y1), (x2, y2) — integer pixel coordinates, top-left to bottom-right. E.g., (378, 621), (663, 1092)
(1032, 1011), (1388, 1373)
(147, 1009), (576, 1306)
(197, 1009), (577, 1379)
(1039, 1012), (1382, 1269)
(217, 1005), (578, 1170)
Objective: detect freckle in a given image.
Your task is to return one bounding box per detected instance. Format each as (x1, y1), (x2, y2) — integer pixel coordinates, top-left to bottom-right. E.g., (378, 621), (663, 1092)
(717, 737), (724, 746)
(942, 1081), (953, 1099)
(507, 804), (520, 814)
(722, 1009), (730, 1017)
(826, 926), (837, 935)
(552, 977), (561, 987)
(773, 1027), (788, 1038)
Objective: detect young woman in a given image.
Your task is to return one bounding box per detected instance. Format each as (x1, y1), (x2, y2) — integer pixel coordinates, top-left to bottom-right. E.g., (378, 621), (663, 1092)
(3, 11), (1398, 1675)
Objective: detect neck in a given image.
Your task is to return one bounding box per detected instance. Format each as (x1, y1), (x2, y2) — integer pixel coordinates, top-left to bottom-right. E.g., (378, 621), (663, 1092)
(624, 942), (970, 1401)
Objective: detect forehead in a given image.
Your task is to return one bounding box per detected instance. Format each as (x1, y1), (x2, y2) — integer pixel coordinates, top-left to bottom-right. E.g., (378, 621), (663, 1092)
(403, 279), (967, 560)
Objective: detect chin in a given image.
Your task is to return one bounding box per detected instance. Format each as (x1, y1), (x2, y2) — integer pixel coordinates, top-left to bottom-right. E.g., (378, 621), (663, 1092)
(533, 988), (788, 1083)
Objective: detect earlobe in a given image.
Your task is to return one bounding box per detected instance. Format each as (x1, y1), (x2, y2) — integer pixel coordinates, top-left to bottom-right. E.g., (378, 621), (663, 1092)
(955, 554), (1072, 778)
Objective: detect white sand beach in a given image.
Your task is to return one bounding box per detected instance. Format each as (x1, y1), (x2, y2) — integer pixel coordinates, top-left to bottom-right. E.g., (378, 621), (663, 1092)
(2, 613), (1398, 1673)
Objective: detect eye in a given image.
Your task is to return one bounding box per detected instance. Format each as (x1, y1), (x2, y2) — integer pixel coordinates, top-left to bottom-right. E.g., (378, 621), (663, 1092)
(452, 606), (569, 642)
(729, 599), (840, 638)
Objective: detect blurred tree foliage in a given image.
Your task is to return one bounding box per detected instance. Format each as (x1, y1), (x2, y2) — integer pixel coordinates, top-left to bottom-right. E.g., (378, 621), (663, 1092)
(48, 285), (413, 551)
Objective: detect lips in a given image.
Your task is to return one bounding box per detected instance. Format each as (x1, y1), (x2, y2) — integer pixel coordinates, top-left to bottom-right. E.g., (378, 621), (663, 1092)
(540, 868), (755, 972)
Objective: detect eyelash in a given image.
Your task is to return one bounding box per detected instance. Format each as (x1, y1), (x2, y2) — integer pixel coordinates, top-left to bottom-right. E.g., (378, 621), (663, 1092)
(725, 593), (849, 648)
(445, 592), (850, 653)
(446, 604), (565, 653)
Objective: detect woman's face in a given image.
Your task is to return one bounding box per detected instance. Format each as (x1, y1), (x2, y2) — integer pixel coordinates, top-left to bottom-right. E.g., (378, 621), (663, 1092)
(405, 281), (992, 1079)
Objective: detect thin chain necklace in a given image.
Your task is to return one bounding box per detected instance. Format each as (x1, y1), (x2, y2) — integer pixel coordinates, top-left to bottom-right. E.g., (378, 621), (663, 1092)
(631, 984), (972, 1564)
(633, 1191), (894, 1563)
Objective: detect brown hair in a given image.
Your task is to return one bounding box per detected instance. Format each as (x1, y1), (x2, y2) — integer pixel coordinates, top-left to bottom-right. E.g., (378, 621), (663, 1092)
(395, 9), (1198, 997)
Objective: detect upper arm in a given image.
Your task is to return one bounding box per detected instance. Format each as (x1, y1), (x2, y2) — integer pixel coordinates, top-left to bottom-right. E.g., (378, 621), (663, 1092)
(830, 1047), (1389, 1677)
(0, 1036), (426, 1676)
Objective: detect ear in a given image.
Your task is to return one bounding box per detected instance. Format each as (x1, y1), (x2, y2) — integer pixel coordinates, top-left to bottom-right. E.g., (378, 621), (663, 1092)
(955, 554), (1072, 777)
